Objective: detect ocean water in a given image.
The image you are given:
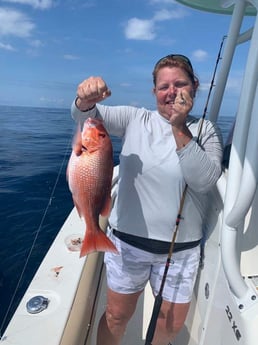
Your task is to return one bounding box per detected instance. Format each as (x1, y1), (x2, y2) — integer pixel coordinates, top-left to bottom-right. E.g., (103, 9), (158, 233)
(0, 105), (233, 335)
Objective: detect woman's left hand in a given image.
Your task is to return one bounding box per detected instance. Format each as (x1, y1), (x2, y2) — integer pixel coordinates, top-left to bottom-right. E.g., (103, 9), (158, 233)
(169, 90), (193, 128)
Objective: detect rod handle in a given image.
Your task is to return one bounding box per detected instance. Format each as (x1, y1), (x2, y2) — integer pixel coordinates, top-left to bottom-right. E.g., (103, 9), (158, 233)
(145, 294), (163, 345)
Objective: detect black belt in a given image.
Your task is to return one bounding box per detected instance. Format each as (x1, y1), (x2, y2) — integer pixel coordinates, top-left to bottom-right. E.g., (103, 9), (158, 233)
(112, 229), (200, 254)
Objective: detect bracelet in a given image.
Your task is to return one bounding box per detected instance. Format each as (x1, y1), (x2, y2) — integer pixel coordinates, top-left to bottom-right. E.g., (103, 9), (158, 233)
(75, 96), (96, 112)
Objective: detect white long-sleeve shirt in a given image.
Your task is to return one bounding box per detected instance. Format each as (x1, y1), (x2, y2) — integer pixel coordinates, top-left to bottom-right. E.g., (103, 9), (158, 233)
(71, 102), (223, 243)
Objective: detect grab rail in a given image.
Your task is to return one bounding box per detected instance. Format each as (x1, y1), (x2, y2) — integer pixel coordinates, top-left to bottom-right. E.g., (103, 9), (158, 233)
(220, 0), (249, 300)
(215, 0), (258, 300)
(208, 0), (246, 122)
(226, 83), (258, 228)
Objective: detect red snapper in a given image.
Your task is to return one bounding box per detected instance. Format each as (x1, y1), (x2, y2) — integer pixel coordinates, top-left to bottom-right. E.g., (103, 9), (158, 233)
(67, 117), (118, 257)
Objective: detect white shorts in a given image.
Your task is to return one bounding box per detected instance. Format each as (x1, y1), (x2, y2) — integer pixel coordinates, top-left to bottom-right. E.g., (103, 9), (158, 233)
(104, 230), (200, 303)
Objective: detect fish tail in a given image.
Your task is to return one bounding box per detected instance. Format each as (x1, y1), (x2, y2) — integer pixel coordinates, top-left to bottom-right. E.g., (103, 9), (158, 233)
(80, 228), (118, 257)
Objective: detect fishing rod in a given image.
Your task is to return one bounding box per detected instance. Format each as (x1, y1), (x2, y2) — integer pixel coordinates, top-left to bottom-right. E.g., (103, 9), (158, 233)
(144, 186), (188, 345)
(197, 35), (227, 140)
(144, 35), (226, 345)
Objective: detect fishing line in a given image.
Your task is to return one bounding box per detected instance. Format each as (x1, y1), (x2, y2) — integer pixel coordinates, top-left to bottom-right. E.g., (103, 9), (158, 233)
(144, 35), (226, 345)
(0, 132), (73, 339)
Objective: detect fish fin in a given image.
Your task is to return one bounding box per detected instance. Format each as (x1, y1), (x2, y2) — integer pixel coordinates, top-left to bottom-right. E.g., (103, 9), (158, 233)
(66, 124), (81, 182)
(66, 155), (73, 183)
(72, 124), (81, 145)
(66, 161), (69, 182)
(100, 195), (112, 217)
(73, 199), (83, 218)
(80, 227), (118, 257)
(72, 124), (83, 156)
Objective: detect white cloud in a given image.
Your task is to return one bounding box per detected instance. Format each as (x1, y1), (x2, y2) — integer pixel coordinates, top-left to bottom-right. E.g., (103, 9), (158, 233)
(153, 8), (186, 21)
(125, 18), (156, 40)
(0, 41), (16, 50)
(192, 49), (208, 61)
(29, 39), (43, 47)
(0, 8), (35, 37)
(124, 6), (187, 41)
(1, 0), (55, 9)
(63, 54), (80, 60)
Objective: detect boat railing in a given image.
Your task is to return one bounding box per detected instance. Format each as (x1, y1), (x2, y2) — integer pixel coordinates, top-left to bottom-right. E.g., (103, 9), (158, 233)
(209, 0), (258, 303)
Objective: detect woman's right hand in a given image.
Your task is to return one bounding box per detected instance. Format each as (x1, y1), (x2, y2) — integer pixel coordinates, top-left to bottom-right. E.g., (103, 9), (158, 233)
(75, 76), (111, 111)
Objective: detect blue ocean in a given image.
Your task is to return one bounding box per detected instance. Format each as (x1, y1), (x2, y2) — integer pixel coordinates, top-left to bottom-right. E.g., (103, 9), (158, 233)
(0, 105), (233, 335)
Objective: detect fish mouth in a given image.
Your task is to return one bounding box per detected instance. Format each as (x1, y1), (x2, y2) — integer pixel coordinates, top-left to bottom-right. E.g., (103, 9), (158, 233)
(86, 117), (102, 128)
(81, 145), (87, 152)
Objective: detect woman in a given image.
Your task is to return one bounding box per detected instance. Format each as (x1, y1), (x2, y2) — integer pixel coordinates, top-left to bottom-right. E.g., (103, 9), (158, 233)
(71, 54), (223, 345)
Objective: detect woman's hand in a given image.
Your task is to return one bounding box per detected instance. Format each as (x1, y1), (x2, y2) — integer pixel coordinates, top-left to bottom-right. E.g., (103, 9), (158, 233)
(75, 76), (111, 111)
(169, 90), (193, 127)
(170, 90), (194, 148)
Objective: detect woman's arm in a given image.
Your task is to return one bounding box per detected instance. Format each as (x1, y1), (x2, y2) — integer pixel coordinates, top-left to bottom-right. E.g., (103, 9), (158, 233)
(177, 120), (223, 192)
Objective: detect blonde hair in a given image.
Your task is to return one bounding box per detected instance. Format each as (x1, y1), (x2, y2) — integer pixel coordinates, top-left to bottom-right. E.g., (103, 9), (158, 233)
(152, 55), (199, 91)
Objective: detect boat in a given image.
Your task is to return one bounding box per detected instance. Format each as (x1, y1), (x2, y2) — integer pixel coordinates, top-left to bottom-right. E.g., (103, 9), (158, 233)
(1, 1), (258, 344)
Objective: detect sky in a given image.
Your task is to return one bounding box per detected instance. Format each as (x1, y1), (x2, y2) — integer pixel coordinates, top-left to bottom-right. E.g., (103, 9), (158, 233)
(0, 0), (255, 116)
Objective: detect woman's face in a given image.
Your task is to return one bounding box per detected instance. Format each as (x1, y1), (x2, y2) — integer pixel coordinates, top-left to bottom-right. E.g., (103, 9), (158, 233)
(153, 66), (195, 121)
